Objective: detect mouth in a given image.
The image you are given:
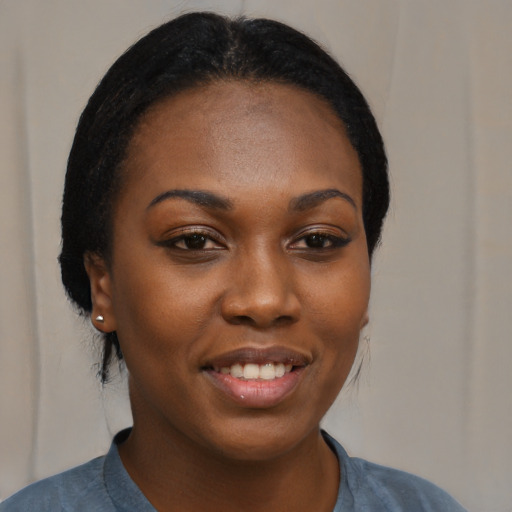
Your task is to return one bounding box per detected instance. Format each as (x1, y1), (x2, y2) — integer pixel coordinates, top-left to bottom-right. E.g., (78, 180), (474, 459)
(213, 362), (294, 381)
(201, 347), (310, 408)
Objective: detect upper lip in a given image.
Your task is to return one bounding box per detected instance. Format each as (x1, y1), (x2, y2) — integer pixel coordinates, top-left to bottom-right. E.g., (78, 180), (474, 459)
(202, 346), (311, 370)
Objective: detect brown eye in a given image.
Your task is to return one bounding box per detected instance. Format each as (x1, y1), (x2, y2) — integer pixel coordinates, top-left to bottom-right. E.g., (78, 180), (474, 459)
(304, 234), (330, 248)
(161, 230), (225, 251)
(179, 234), (208, 250)
(291, 232), (350, 250)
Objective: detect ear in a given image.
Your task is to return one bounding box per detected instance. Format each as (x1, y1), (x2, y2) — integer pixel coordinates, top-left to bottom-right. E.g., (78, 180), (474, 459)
(84, 252), (117, 333)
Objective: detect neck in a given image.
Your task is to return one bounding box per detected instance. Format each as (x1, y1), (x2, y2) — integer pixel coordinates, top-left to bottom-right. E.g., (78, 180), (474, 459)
(119, 419), (339, 512)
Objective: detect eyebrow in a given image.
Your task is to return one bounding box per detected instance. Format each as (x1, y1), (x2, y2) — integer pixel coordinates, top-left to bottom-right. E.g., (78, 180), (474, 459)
(289, 188), (357, 212)
(147, 189), (233, 211)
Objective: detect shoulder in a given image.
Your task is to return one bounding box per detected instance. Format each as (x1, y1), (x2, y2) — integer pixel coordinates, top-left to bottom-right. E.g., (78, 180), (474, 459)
(0, 456), (113, 512)
(349, 457), (467, 511)
(323, 432), (467, 512)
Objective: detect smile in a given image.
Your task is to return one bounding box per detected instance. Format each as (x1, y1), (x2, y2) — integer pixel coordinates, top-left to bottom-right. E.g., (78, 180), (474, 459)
(202, 347), (310, 408)
(215, 362), (294, 381)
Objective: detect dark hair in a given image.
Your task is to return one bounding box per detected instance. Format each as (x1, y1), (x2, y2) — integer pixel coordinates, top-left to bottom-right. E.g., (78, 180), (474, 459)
(59, 12), (389, 381)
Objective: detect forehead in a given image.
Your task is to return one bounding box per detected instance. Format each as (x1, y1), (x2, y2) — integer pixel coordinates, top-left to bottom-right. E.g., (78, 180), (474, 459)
(121, 80), (362, 203)
(137, 80), (345, 136)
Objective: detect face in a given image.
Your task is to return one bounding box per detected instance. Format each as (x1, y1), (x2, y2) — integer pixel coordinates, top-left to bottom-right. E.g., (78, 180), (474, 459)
(88, 81), (370, 461)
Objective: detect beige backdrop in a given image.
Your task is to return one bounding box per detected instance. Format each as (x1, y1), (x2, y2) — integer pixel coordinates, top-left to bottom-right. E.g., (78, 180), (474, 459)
(1, 1), (511, 510)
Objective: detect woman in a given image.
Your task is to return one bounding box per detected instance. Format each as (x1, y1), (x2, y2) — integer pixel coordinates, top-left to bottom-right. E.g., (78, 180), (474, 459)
(1, 12), (467, 511)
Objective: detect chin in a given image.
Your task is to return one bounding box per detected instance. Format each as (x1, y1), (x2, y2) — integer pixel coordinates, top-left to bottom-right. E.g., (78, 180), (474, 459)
(197, 415), (319, 463)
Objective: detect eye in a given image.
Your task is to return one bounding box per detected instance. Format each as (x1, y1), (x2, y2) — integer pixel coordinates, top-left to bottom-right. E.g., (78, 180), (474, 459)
(159, 229), (225, 251)
(290, 230), (350, 250)
(174, 234), (217, 250)
(301, 234), (334, 249)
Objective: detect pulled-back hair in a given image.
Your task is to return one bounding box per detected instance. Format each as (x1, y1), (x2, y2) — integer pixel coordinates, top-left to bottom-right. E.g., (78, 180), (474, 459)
(59, 12), (389, 381)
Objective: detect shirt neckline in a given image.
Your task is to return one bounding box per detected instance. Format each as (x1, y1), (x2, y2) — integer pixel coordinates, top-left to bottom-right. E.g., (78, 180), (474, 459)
(102, 428), (347, 512)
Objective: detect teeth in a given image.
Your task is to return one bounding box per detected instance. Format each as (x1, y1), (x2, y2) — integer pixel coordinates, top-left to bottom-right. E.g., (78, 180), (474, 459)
(260, 363), (276, 380)
(275, 363), (285, 378)
(243, 363), (260, 379)
(231, 363), (244, 378)
(217, 362), (294, 380)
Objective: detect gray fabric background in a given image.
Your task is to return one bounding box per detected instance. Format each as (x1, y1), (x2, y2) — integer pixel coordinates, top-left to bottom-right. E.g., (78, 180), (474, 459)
(1, 1), (511, 511)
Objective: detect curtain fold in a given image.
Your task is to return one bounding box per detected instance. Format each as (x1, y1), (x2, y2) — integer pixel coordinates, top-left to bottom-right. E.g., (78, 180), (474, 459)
(0, 3), (38, 492)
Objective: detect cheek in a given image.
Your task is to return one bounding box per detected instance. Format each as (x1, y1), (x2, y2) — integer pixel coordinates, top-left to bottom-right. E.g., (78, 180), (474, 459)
(306, 259), (370, 328)
(303, 257), (370, 373)
(111, 263), (220, 359)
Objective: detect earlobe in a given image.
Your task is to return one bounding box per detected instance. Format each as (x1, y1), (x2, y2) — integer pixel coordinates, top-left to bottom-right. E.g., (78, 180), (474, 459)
(84, 253), (117, 332)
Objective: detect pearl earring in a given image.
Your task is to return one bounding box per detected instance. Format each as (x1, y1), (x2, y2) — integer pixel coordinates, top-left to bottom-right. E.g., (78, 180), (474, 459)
(95, 315), (104, 323)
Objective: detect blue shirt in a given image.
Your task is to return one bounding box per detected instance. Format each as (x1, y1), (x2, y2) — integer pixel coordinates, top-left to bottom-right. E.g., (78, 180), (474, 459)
(1, 430), (467, 511)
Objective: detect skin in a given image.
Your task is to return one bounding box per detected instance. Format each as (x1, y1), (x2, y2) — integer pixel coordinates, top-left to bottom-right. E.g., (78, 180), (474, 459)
(86, 81), (370, 512)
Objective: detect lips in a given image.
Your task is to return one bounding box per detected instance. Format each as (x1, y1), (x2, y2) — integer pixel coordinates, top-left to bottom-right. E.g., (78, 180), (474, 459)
(202, 346), (310, 408)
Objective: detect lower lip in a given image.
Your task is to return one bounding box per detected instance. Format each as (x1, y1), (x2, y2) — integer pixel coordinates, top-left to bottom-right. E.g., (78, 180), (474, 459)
(204, 368), (305, 408)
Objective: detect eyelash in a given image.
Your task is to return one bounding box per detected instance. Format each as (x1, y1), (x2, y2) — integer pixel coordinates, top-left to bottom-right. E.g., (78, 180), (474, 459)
(159, 228), (350, 253)
(290, 231), (351, 250)
(161, 229), (225, 251)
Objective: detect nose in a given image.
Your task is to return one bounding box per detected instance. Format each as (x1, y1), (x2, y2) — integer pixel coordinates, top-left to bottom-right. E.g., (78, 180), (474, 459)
(220, 248), (301, 329)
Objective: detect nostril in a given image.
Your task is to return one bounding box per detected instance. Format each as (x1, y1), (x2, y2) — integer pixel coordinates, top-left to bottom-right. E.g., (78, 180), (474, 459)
(230, 315), (256, 326)
(274, 315), (296, 327)
(228, 314), (296, 328)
